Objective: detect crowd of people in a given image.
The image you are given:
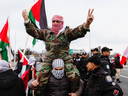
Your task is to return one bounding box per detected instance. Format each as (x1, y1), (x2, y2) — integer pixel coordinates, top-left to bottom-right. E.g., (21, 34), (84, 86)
(0, 8), (125, 96)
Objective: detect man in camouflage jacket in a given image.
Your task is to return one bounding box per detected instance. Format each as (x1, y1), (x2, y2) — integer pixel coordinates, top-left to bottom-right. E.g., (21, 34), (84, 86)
(22, 9), (94, 96)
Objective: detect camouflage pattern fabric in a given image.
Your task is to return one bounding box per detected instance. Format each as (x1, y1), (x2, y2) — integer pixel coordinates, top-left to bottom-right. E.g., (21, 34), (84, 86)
(24, 21), (90, 62)
(24, 21), (90, 95)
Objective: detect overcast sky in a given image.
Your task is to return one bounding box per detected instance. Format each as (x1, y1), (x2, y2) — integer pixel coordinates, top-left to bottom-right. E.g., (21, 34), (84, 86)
(0, 0), (128, 55)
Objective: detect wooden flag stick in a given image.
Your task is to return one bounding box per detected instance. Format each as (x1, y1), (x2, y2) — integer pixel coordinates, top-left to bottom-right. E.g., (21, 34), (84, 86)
(22, 35), (29, 57)
(8, 16), (12, 68)
(32, 65), (35, 96)
(22, 6), (31, 58)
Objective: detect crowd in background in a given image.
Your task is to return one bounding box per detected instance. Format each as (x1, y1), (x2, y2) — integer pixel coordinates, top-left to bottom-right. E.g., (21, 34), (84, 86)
(0, 46), (125, 96)
(71, 47), (124, 83)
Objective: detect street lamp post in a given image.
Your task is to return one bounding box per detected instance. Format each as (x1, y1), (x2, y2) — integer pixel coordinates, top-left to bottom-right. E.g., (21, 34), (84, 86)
(14, 29), (25, 64)
(14, 31), (18, 64)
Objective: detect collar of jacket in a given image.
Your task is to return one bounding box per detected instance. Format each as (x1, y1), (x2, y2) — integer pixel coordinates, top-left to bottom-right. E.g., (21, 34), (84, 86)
(100, 55), (109, 60)
(91, 67), (105, 77)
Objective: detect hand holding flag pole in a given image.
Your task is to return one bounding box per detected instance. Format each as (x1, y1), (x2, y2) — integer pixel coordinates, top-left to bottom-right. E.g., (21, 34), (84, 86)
(31, 76), (39, 87)
(22, 9), (29, 22)
(22, 5), (32, 22)
(22, 6), (32, 58)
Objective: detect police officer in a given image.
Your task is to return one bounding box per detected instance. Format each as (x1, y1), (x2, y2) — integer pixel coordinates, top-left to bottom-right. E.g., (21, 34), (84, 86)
(91, 48), (99, 57)
(72, 54), (77, 65)
(82, 55), (123, 96)
(79, 52), (88, 80)
(75, 53), (83, 70)
(100, 47), (113, 75)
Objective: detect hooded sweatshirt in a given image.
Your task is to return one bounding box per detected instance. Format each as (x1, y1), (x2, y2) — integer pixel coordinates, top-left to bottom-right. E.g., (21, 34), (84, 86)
(0, 69), (26, 96)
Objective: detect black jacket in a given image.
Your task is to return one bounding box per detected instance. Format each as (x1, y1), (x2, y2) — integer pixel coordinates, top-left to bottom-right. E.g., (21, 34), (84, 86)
(45, 74), (70, 96)
(78, 57), (88, 80)
(115, 57), (123, 68)
(0, 69), (26, 96)
(28, 75), (83, 96)
(82, 67), (123, 96)
(93, 53), (100, 57)
(100, 55), (112, 75)
(14, 62), (23, 74)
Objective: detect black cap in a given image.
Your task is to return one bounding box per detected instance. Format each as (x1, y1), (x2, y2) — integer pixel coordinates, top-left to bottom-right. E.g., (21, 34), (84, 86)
(101, 47), (112, 52)
(91, 48), (98, 51)
(87, 55), (101, 65)
(82, 52), (87, 55)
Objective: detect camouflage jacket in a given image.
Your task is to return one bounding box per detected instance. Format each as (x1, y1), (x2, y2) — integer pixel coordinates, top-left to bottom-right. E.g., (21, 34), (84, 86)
(24, 21), (90, 63)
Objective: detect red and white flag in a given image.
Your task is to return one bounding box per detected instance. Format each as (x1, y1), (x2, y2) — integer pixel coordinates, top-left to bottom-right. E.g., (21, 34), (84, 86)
(120, 46), (128, 67)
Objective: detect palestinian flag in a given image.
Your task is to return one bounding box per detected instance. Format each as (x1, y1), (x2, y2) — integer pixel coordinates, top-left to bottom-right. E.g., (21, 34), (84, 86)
(0, 19), (11, 62)
(21, 70), (30, 91)
(21, 64), (36, 96)
(18, 49), (29, 78)
(28, 0), (47, 47)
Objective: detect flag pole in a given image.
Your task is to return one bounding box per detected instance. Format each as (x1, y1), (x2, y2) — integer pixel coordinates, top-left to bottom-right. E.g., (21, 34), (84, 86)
(32, 65), (35, 96)
(23, 35), (29, 56)
(22, 6), (32, 57)
(8, 16), (12, 68)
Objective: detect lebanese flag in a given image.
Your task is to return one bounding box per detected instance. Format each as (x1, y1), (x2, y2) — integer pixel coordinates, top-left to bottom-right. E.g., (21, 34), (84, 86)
(28, 0), (47, 46)
(120, 46), (128, 67)
(0, 19), (10, 61)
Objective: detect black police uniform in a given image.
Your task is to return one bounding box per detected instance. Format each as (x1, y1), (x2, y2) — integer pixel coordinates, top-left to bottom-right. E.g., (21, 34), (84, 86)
(100, 55), (112, 75)
(82, 67), (123, 96)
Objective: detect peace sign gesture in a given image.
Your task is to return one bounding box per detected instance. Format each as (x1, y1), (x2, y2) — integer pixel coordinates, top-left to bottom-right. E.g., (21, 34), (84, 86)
(87, 9), (94, 24)
(84, 9), (94, 28)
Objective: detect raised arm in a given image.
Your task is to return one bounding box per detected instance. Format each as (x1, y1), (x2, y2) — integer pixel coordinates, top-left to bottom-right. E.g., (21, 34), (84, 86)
(22, 9), (46, 41)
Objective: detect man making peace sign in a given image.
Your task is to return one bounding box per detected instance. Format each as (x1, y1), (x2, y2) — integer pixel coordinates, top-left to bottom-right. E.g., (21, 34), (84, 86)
(22, 9), (94, 96)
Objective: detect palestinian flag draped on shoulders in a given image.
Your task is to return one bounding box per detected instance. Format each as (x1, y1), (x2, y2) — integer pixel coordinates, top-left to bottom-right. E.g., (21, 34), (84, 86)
(0, 18), (13, 62)
(28, 0), (48, 47)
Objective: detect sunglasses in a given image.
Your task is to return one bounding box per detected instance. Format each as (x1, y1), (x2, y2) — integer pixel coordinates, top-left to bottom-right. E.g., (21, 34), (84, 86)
(52, 20), (61, 23)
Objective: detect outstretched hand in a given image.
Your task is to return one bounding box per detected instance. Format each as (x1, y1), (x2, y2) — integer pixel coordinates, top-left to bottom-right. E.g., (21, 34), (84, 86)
(84, 9), (94, 28)
(22, 9), (29, 22)
(31, 76), (39, 87)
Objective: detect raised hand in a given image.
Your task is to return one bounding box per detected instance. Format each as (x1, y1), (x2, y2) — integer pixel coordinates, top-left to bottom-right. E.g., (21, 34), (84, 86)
(20, 57), (24, 63)
(22, 9), (29, 22)
(87, 9), (94, 24)
(84, 9), (94, 28)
